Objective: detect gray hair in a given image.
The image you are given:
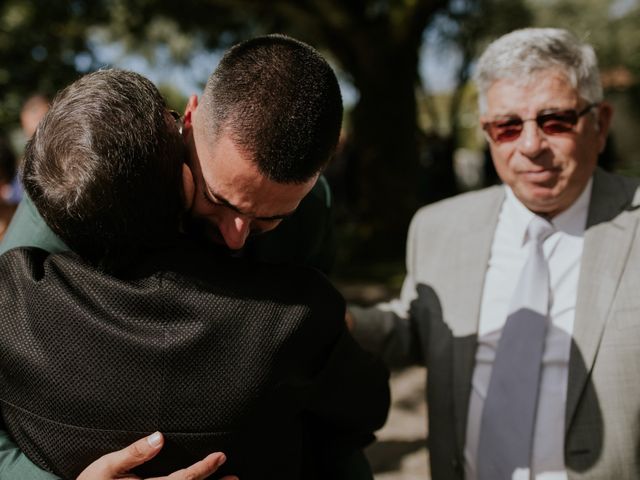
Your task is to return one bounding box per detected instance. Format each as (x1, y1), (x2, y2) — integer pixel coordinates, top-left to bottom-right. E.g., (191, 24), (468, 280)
(23, 69), (184, 271)
(474, 28), (602, 113)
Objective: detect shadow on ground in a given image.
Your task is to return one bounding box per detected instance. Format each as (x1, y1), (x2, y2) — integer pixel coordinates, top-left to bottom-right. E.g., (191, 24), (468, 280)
(367, 438), (428, 473)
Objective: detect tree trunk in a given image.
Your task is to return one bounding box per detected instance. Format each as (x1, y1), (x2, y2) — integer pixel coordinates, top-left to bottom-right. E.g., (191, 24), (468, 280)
(347, 44), (422, 258)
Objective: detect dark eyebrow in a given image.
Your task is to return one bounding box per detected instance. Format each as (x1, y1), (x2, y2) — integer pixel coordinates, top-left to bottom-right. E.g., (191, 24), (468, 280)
(204, 186), (297, 221)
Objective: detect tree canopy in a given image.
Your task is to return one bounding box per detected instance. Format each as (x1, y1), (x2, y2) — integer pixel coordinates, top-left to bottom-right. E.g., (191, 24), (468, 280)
(2, 0), (638, 259)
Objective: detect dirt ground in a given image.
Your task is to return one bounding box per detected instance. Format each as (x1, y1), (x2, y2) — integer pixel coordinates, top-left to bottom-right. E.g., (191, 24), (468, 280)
(335, 281), (430, 480)
(366, 366), (430, 480)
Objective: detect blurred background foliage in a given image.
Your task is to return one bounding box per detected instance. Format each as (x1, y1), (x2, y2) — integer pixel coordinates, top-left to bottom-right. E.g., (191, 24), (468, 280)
(1, 0), (638, 279)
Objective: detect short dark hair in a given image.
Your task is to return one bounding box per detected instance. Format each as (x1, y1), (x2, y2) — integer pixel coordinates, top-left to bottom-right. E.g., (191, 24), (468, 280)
(200, 34), (343, 183)
(23, 69), (184, 271)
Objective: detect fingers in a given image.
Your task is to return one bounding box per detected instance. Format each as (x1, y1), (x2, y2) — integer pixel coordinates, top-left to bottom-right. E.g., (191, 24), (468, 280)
(160, 451), (236, 480)
(116, 431), (165, 472)
(76, 432), (164, 479)
(345, 310), (355, 332)
(103, 431), (165, 475)
(75, 431), (238, 480)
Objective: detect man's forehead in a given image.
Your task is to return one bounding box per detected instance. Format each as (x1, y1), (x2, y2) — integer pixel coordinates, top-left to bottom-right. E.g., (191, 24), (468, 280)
(485, 71), (579, 112)
(190, 109), (318, 216)
(197, 141), (315, 217)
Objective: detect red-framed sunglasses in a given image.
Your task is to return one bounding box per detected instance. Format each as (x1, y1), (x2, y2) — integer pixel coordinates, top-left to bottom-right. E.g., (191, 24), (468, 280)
(482, 103), (598, 144)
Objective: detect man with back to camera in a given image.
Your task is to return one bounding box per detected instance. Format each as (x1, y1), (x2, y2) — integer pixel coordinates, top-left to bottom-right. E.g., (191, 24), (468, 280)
(0, 35), (384, 479)
(0, 67), (389, 479)
(349, 28), (640, 479)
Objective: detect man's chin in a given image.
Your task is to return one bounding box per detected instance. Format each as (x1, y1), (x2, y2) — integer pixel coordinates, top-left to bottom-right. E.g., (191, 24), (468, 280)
(518, 190), (568, 217)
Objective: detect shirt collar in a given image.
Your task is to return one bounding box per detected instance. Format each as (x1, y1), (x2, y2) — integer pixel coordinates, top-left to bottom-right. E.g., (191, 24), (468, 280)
(503, 177), (593, 246)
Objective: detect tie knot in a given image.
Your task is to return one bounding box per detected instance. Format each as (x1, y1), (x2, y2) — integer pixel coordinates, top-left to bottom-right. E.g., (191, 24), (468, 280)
(527, 215), (554, 244)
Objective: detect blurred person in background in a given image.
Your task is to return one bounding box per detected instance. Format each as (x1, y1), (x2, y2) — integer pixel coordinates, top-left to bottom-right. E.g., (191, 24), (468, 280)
(20, 94), (50, 140)
(0, 135), (17, 239)
(3, 94), (52, 206)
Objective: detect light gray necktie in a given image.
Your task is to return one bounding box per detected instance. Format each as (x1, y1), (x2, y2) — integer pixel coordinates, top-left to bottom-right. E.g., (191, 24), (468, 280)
(477, 215), (555, 480)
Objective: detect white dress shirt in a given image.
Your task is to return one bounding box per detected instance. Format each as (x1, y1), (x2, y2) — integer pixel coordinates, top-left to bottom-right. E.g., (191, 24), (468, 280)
(464, 180), (592, 480)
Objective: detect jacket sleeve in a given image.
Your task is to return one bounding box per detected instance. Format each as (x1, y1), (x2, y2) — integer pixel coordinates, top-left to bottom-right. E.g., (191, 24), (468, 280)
(349, 211), (424, 368)
(307, 327), (390, 439)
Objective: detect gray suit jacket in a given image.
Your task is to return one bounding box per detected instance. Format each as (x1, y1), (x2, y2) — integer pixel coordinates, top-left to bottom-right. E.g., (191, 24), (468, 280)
(352, 168), (640, 479)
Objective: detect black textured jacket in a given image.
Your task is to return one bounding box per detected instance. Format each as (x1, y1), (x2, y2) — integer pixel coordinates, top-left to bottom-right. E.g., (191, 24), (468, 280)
(0, 242), (389, 479)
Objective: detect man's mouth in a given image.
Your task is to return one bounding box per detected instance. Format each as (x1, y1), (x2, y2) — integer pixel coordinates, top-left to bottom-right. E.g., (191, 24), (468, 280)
(520, 167), (561, 183)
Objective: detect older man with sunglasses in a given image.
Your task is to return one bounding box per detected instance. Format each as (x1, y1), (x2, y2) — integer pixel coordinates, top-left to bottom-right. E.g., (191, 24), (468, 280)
(349, 27), (640, 479)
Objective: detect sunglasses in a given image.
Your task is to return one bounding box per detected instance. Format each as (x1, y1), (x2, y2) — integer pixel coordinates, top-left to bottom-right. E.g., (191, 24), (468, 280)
(482, 103), (598, 143)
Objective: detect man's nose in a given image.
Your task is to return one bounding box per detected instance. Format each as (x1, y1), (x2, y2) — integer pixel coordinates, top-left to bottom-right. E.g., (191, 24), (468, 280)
(517, 120), (546, 157)
(219, 215), (251, 250)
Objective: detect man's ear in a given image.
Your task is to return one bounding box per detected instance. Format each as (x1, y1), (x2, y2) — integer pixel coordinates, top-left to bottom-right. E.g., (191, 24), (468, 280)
(181, 162), (195, 211)
(183, 95), (198, 131)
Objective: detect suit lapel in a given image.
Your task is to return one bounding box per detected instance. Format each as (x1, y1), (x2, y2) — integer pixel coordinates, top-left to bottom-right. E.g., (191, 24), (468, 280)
(452, 187), (504, 454)
(566, 169), (640, 430)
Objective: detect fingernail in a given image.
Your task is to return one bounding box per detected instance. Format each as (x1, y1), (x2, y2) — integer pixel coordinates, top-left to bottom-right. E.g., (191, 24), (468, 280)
(147, 431), (162, 448)
(217, 453), (227, 466)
